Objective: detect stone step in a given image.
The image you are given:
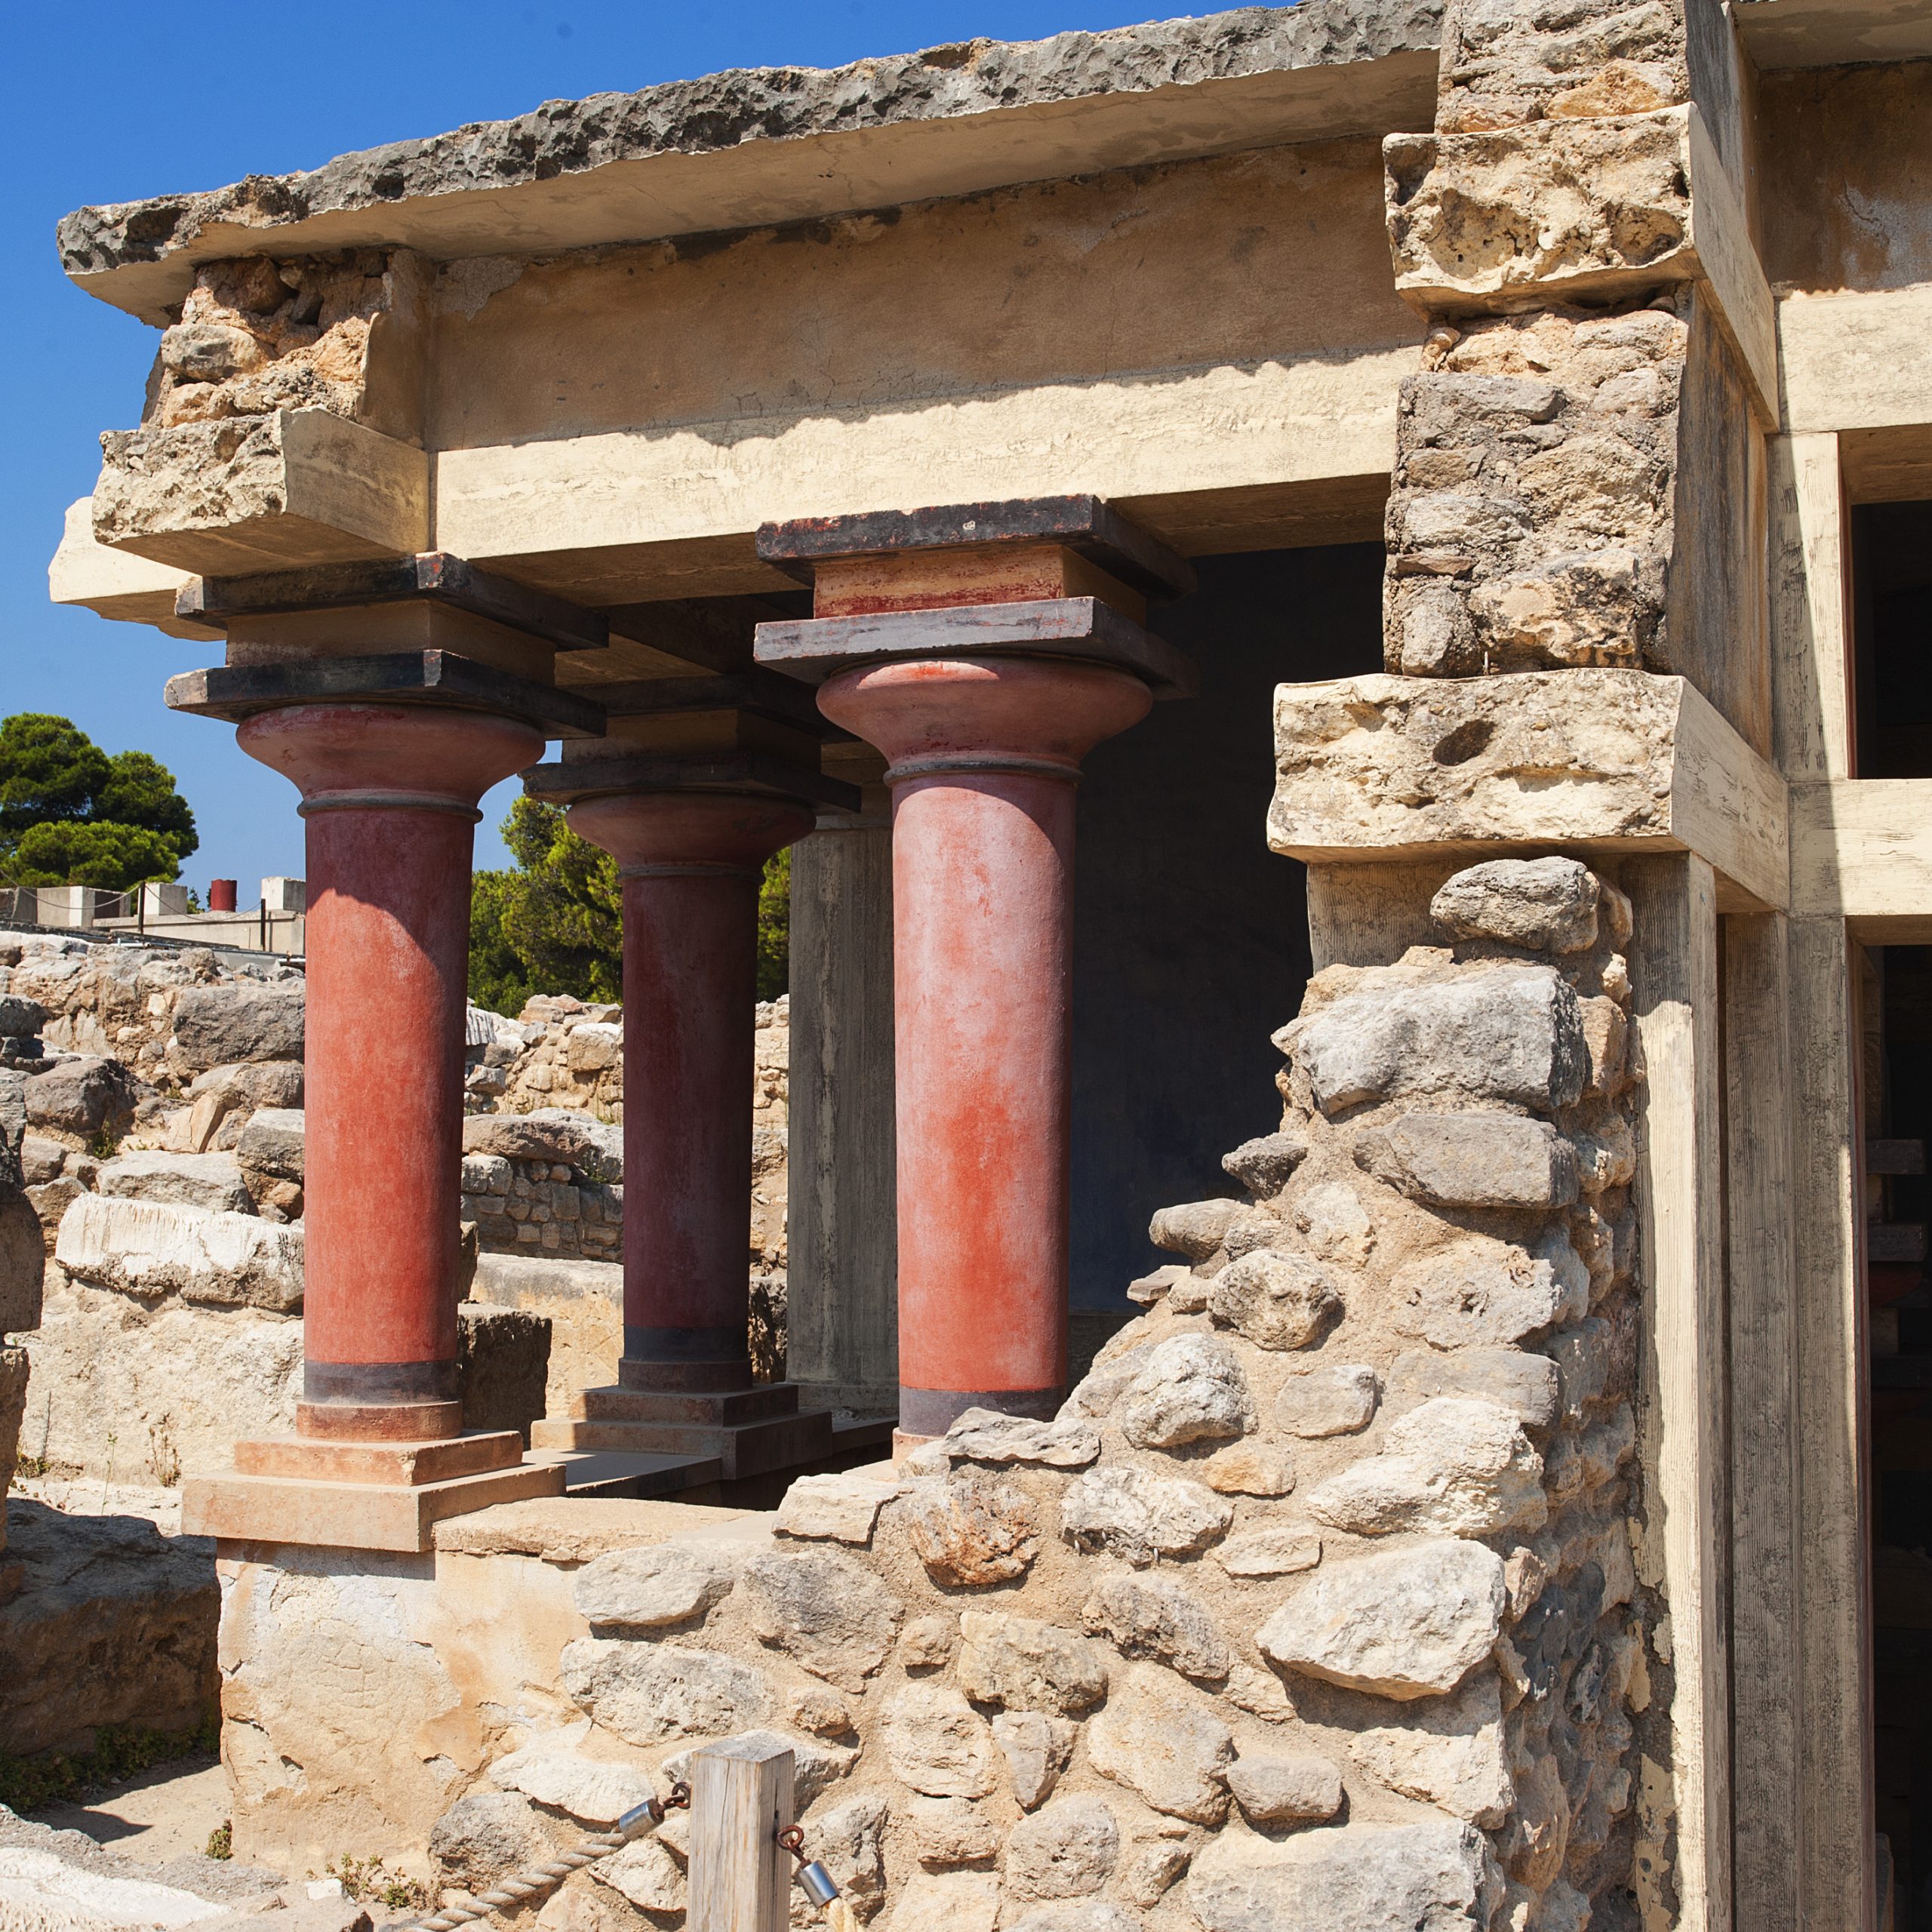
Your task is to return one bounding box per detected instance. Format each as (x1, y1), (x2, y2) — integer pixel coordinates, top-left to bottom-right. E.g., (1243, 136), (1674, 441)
(533, 1447), (725, 1499)
(531, 1404), (835, 1481)
(574, 1381), (800, 1427)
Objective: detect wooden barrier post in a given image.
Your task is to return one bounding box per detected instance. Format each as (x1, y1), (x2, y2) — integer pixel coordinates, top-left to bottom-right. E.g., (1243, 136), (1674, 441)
(690, 1736), (795, 1932)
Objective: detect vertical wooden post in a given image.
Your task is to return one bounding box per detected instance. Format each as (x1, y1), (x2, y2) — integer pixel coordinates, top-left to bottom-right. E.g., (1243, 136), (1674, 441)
(689, 1736), (795, 1932)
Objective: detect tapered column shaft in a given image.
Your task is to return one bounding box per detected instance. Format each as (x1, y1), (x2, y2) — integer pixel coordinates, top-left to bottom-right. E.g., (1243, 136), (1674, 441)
(238, 703), (543, 1440)
(817, 656), (1150, 1436)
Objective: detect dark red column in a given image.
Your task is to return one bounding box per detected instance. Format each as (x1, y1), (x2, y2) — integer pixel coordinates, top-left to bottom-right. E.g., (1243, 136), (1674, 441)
(816, 656), (1150, 1437)
(566, 791), (814, 1392)
(238, 703), (543, 1441)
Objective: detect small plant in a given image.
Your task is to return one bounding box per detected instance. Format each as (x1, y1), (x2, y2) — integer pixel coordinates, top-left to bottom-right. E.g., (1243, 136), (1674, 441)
(88, 1125), (122, 1161)
(13, 1453), (49, 1480)
(325, 1854), (432, 1912)
(0, 1710), (219, 1813)
(147, 1423), (180, 1489)
(205, 1823), (232, 1861)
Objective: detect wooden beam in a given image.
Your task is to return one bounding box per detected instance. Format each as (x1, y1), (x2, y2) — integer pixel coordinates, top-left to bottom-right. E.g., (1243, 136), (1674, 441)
(1724, 910), (1802, 1930)
(688, 1736), (794, 1932)
(1626, 853), (1733, 1932)
(1769, 434), (1854, 783)
(1790, 779), (1932, 937)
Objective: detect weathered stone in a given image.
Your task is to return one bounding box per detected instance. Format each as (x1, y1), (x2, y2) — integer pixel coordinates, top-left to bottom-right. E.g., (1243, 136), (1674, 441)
(0, 1183), (45, 1334)
(17, 1138), (65, 1186)
(886, 1871), (998, 1932)
(1060, 1466), (1232, 1566)
(462, 1109), (624, 1184)
(25, 1056), (143, 1137)
(430, 1791), (557, 1891)
(55, 1192), (305, 1312)
(1008, 1796), (1119, 1899)
(1351, 1672), (1512, 1826)
(235, 1108), (304, 1183)
(1223, 1209), (1287, 1263)
(0, 1347), (26, 1529)
(1004, 1906), (1142, 1932)
(489, 1741), (657, 1824)
(1118, 1840), (1193, 1909)
(882, 1684), (998, 1798)
(1274, 1362), (1380, 1440)
(740, 1547), (903, 1687)
(1200, 1441), (1296, 1497)
(1148, 1198), (1244, 1261)
(1222, 1131), (1309, 1198)
(0, 996), (46, 1040)
(786, 1684), (856, 1738)
(1061, 1340), (1158, 1419)
(901, 1468), (1038, 1586)
(592, 1835), (686, 1913)
(1389, 1235), (1575, 1349)
(810, 1792), (888, 1917)
(1429, 858), (1601, 954)
(1258, 1537), (1507, 1700)
(1118, 1334), (1257, 1445)
(1214, 1527), (1323, 1580)
(899, 1614), (955, 1671)
(97, 1150), (252, 1214)
(456, 1303), (550, 1441)
(0, 1497), (217, 1756)
(662, 1728), (854, 1807)
(170, 985), (303, 1072)
(908, 1795), (999, 1868)
(1086, 1669), (1232, 1823)
(571, 1540), (743, 1631)
(992, 1710), (1077, 1810)
(558, 1638), (768, 1744)
(1542, 1318), (1615, 1422)
(1206, 1253), (1342, 1354)
(1081, 1574), (1229, 1682)
(1356, 1111), (1578, 1210)
(1307, 1397), (1546, 1537)
(776, 1472), (899, 1543)
(955, 1609), (1109, 1714)
(1187, 1819), (1493, 1932)
(1278, 961), (1586, 1115)
(1126, 1265), (1189, 1306)
(1388, 1347), (1560, 1432)
(1580, 995), (1629, 1098)
(1290, 1180), (1376, 1265)
(942, 1408), (1100, 1468)
(1225, 1753), (1344, 1826)
(186, 1060), (305, 1112)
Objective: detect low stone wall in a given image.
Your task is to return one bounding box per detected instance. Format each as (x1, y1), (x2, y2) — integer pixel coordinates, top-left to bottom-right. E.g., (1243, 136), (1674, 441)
(211, 857), (1645, 1932)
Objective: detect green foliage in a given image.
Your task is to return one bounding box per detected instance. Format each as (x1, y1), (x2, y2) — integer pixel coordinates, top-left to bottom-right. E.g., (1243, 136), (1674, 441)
(205, 1823), (232, 1861)
(0, 1710), (219, 1813)
(322, 1854), (432, 1912)
(469, 797), (796, 1014)
(0, 714), (198, 891)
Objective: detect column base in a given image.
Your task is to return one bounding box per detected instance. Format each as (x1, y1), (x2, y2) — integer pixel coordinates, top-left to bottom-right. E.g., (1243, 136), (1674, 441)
(181, 1430), (565, 1552)
(530, 1382), (835, 1481)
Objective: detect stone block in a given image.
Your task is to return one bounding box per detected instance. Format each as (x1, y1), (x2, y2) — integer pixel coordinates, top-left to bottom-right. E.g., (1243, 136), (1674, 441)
(1388, 1347), (1561, 1432)
(992, 1710), (1076, 1810)
(1081, 1573), (1229, 1683)
(1389, 1234), (1580, 1349)
(1257, 1537), (1506, 1700)
(1147, 1198), (1244, 1261)
(1355, 1111), (1579, 1209)
(25, 1056), (143, 1137)
(955, 1611), (1109, 1715)
(1221, 1131), (1309, 1197)
(900, 1468), (1038, 1586)
(1306, 1396), (1546, 1537)
(573, 1537), (743, 1632)
(1118, 1334), (1256, 1447)
(0, 1180), (45, 1334)
(1281, 961), (1585, 1116)
(740, 1546), (903, 1687)
(1225, 1752), (1343, 1826)
(93, 409), (430, 574)
(56, 1192), (306, 1313)
(0, 1346), (26, 1533)
(1086, 1669), (1232, 1823)
(1350, 1672), (1512, 1827)
(1289, 1180), (1376, 1264)
(884, 1684), (999, 1798)
(1060, 1466), (1232, 1567)
(1199, 1441), (1296, 1496)
(169, 985), (304, 1074)
(1007, 1796), (1119, 1899)
(777, 1471), (900, 1543)
(97, 1149), (253, 1214)
(463, 1109), (623, 1183)
(888, 1871), (999, 1932)
(909, 1795), (1001, 1867)
(809, 1792), (888, 1916)
(1429, 857), (1601, 952)
(1274, 1361), (1380, 1438)
(236, 1107), (305, 1182)
(430, 1790), (561, 1892)
(1207, 1251), (1343, 1352)
(558, 1638), (770, 1745)
(1214, 1527), (1323, 1579)
(592, 1835), (686, 1913)
(1187, 1818), (1492, 1932)
(940, 1407), (1099, 1468)
(489, 1740), (658, 1824)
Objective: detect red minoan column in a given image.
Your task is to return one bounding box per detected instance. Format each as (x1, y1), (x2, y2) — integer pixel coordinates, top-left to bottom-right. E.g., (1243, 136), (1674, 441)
(566, 791), (814, 1391)
(238, 703), (543, 1440)
(816, 657), (1150, 1437)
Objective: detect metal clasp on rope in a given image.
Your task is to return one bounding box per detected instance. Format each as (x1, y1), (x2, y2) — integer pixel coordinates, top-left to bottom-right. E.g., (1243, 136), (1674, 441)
(780, 1823), (857, 1932)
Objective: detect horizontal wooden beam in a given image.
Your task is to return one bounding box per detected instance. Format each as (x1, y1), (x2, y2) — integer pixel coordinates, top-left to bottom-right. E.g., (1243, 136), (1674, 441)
(524, 750), (859, 811)
(1792, 778), (1932, 937)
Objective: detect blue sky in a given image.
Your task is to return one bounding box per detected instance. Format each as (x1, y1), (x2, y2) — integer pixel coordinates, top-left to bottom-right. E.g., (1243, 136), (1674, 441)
(2, 0), (1180, 893)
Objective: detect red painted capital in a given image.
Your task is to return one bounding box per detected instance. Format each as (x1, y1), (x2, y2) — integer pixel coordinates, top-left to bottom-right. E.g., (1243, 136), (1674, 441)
(567, 790), (815, 874)
(815, 655), (1151, 781)
(237, 703), (543, 811)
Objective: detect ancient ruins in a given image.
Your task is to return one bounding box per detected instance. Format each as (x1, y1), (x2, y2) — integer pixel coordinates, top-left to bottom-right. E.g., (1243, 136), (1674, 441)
(10, 0), (1932, 1927)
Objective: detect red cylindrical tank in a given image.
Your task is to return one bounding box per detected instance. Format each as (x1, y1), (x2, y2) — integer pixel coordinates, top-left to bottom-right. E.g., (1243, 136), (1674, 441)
(816, 655), (1151, 1437)
(567, 790), (813, 1391)
(208, 879), (238, 912)
(237, 703), (543, 1441)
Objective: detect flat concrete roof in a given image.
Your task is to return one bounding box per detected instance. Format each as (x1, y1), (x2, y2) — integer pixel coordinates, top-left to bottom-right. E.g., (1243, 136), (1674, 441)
(57, 0), (1442, 325)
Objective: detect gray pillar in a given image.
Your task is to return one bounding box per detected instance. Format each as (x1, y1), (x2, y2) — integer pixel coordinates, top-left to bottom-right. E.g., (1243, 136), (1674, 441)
(787, 797), (897, 1414)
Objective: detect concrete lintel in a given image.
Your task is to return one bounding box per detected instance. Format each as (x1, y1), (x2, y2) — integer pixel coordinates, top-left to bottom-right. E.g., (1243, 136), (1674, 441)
(1269, 668), (1791, 912)
(48, 497), (219, 641)
(184, 1457), (566, 1553)
(1791, 777), (1932, 937)
(1780, 282), (1932, 451)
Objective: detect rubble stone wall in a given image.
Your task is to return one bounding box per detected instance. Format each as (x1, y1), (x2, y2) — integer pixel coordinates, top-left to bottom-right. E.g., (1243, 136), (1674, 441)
(214, 857), (1644, 1932)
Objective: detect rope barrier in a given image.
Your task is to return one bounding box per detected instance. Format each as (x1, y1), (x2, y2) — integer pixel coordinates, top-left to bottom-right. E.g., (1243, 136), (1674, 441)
(383, 1783), (688, 1931)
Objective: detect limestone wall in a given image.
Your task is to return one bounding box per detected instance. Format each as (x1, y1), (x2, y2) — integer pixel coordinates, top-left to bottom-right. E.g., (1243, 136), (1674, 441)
(212, 856), (1642, 1932)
